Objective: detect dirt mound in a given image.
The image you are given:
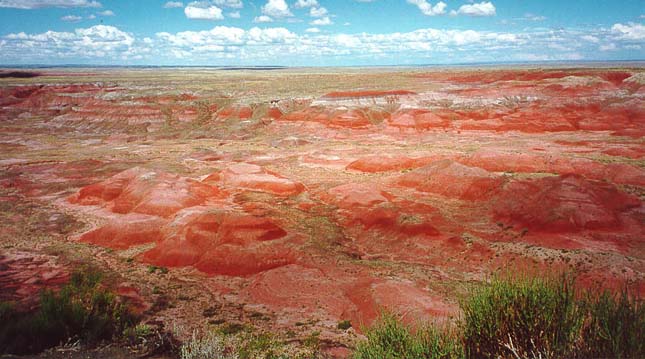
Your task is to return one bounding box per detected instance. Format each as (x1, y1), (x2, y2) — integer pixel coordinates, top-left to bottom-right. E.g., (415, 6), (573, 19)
(141, 206), (294, 276)
(0, 251), (70, 310)
(220, 163), (305, 196)
(396, 160), (504, 201)
(492, 174), (641, 232)
(346, 155), (439, 173)
(69, 167), (225, 217)
(79, 213), (166, 249)
(387, 109), (450, 131)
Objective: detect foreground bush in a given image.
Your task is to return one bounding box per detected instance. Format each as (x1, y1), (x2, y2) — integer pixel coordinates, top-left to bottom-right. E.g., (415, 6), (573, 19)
(0, 268), (137, 355)
(462, 273), (582, 358)
(353, 312), (463, 359)
(353, 273), (644, 359)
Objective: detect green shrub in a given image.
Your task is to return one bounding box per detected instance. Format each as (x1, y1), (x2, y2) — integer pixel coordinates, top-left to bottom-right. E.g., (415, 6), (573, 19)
(337, 320), (352, 330)
(461, 273), (582, 358)
(352, 312), (463, 359)
(578, 288), (644, 359)
(0, 268), (137, 355)
(353, 272), (644, 359)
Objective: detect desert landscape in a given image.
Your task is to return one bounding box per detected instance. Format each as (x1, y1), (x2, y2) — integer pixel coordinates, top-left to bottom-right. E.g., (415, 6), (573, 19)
(0, 66), (643, 357)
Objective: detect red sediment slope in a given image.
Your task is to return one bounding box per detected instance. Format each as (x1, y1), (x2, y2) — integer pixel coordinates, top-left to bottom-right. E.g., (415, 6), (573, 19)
(396, 160), (504, 201)
(141, 206), (294, 276)
(492, 174), (641, 233)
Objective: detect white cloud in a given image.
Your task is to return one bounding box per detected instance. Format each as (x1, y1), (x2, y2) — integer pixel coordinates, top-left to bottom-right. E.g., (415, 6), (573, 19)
(253, 15), (273, 23)
(228, 11), (241, 18)
(310, 16), (332, 26)
(185, 2), (224, 20)
(61, 14), (82, 22)
(309, 6), (327, 18)
(294, 0), (317, 8)
(599, 43), (617, 51)
(522, 13), (546, 21)
(305, 27), (320, 33)
(611, 22), (645, 40)
(87, 14), (95, 19)
(214, 0), (242, 8)
(262, 0), (293, 18)
(98, 10), (114, 16)
(163, 1), (183, 8)
(406, 0), (446, 16)
(581, 35), (600, 43)
(0, 0), (101, 8)
(455, 1), (496, 17)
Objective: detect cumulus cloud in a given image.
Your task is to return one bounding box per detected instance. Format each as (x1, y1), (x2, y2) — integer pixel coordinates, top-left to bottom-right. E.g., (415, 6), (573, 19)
(214, 0), (242, 8)
(611, 22), (645, 40)
(407, 0), (446, 16)
(309, 6), (327, 18)
(2, 25), (136, 62)
(163, 1), (183, 8)
(310, 16), (332, 26)
(262, 0), (293, 18)
(454, 1), (496, 17)
(0, 0), (101, 9)
(61, 14), (82, 22)
(294, 0), (317, 8)
(98, 10), (114, 16)
(2, 22), (639, 65)
(228, 11), (241, 18)
(253, 15), (273, 23)
(185, 1), (224, 20)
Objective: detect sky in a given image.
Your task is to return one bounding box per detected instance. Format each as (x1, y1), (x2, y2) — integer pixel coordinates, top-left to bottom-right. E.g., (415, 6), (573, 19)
(0, 0), (643, 66)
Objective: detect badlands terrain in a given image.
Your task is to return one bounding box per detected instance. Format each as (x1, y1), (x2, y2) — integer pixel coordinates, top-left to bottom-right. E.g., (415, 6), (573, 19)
(0, 66), (644, 357)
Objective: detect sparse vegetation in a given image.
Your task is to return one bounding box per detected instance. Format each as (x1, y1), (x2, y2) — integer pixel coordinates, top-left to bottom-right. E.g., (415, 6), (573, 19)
(0, 268), (138, 355)
(353, 272), (644, 359)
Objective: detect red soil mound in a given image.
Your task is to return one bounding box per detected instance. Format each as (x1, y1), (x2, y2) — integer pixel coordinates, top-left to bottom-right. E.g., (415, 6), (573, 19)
(220, 163), (305, 196)
(0, 251), (70, 310)
(492, 174), (641, 232)
(387, 109), (450, 131)
(346, 155), (439, 173)
(216, 105), (253, 120)
(79, 213), (166, 249)
(322, 90), (416, 99)
(328, 109), (372, 129)
(141, 206), (293, 276)
(460, 151), (645, 186)
(396, 160), (504, 201)
(69, 167), (225, 217)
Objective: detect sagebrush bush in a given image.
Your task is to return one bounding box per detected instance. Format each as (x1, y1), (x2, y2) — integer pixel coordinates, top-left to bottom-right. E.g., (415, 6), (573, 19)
(461, 273), (582, 358)
(352, 312), (463, 359)
(0, 268), (136, 355)
(180, 330), (237, 359)
(578, 288), (644, 359)
(353, 272), (644, 359)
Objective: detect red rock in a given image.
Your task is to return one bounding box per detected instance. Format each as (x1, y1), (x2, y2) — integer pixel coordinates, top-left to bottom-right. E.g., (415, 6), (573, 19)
(388, 109), (450, 131)
(492, 174), (641, 232)
(70, 167), (225, 217)
(346, 155), (439, 173)
(219, 163), (305, 196)
(397, 160), (504, 201)
(328, 110), (371, 129)
(79, 213), (166, 249)
(140, 206), (292, 276)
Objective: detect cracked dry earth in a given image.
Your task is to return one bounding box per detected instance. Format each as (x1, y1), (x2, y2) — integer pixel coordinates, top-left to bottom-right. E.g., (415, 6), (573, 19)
(1, 67), (644, 357)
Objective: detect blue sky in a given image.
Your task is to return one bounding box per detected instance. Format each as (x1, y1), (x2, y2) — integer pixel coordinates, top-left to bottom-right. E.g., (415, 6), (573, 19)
(0, 0), (643, 65)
